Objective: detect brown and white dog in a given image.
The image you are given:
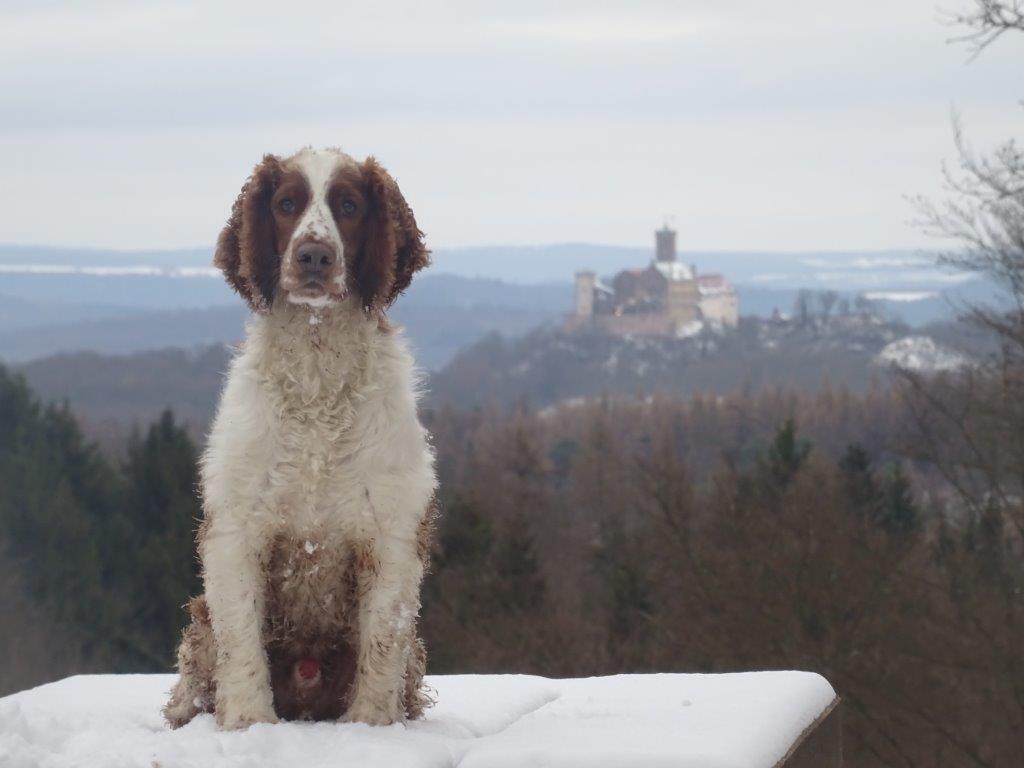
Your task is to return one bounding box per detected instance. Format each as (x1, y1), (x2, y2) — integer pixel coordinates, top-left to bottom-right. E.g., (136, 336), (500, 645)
(163, 148), (436, 730)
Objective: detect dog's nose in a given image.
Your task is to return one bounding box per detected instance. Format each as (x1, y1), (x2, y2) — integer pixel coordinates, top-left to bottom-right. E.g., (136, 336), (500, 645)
(296, 242), (335, 274)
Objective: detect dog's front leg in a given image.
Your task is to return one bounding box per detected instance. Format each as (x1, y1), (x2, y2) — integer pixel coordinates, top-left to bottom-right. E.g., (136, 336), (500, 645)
(345, 537), (424, 726)
(203, 519), (278, 729)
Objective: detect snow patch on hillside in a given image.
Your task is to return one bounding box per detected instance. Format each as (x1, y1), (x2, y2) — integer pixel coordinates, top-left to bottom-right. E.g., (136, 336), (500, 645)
(676, 319), (705, 339)
(0, 672), (836, 768)
(863, 291), (938, 303)
(875, 336), (970, 372)
(0, 264), (221, 278)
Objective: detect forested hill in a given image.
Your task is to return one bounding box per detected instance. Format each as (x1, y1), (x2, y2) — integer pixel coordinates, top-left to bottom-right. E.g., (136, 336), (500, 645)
(426, 313), (987, 409)
(12, 310), (988, 435)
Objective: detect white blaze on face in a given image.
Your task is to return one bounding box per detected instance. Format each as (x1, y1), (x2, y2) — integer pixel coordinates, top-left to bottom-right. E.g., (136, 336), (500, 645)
(288, 148), (349, 269)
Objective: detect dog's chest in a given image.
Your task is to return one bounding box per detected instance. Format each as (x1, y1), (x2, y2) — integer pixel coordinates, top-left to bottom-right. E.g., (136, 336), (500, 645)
(264, 534), (361, 641)
(259, 336), (380, 535)
(238, 308), (426, 546)
(268, 394), (402, 537)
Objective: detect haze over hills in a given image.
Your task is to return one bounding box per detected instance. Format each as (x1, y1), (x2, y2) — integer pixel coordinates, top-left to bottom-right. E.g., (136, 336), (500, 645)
(0, 275), (562, 367)
(0, 241), (980, 290)
(1, 240), (1000, 439)
(0, 242), (573, 365)
(0, 241), (996, 366)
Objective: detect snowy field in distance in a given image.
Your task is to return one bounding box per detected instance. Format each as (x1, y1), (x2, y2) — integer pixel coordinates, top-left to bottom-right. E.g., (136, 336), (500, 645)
(0, 671), (835, 768)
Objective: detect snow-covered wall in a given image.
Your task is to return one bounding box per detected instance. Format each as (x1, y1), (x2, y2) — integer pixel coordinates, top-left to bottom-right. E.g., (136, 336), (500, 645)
(0, 671), (836, 768)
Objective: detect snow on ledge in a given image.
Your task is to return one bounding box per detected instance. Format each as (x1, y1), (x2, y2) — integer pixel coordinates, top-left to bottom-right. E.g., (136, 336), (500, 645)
(875, 335), (970, 373)
(0, 671), (836, 768)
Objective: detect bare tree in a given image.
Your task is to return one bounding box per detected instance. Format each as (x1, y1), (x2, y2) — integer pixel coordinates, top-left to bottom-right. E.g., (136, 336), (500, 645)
(945, 0), (1024, 57)
(793, 289), (813, 329)
(918, 129), (1024, 350)
(918, 0), (1024, 353)
(853, 294), (879, 318)
(896, 6), (1024, 764)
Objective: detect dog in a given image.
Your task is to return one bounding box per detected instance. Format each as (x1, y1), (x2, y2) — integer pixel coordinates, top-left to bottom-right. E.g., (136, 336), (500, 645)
(163, 147), (437, 730)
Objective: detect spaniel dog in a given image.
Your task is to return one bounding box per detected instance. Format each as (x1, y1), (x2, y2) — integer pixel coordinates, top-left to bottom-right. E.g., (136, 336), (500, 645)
(163, 148), (436, 730)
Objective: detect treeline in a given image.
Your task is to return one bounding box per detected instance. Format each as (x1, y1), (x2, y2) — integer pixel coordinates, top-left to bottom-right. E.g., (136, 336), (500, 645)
(0, 367), (201, 691)
(420, 388), (1022, 767)
(418, 386), (1023, 767)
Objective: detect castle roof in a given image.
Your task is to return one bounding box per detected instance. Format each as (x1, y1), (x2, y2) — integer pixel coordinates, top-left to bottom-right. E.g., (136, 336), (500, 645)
(652, 260), (694, 282)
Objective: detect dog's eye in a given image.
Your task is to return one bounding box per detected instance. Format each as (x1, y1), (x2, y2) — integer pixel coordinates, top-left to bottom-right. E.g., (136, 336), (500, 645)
(279, 198), (296, 215)
(340, 200), (357, 216)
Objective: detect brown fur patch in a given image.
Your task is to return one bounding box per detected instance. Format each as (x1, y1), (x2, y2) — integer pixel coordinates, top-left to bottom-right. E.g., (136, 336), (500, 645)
(403, 633), (433, 719)
(353, 157), (430, 312)
(352, 539), (380, 598)
(417, 497), (440, 570)
(163, 596), (217, 728)
(269, 167), (311, 257)
(165, 593), (433, 724)
(165, 531), (433, 726)
(214, 155), (284, 313)
(267, 639), (358, 721)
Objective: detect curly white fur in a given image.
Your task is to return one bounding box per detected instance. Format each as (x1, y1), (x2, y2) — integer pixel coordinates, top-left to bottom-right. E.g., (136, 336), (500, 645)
(197, 297), (435, 729)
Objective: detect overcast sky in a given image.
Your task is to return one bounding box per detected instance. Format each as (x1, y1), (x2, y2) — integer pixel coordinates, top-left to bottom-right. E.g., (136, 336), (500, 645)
(0, 0), (1020, 252)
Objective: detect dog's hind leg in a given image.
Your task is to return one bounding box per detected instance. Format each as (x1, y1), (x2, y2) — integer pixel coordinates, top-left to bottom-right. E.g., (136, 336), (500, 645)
(164, 595), (217, 728)
(402, 631), (432, 720)
(404, 502), (437, 720)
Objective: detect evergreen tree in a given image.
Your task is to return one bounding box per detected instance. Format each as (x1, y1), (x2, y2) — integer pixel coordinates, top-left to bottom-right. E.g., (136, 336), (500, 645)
(763, 419), (811, 488)
(0, 368), (114, 663)
(116, 410), (203, 667)
(592, 511), (653, 667)
(879, 463), (919, 535)
(489, 511), (545, 614)
(0, 369), (205, 677)
(839, 443), (883, 518)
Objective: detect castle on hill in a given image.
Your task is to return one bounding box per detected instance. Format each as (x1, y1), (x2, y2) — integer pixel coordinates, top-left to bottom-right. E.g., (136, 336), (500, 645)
(565, 225), (739, 337)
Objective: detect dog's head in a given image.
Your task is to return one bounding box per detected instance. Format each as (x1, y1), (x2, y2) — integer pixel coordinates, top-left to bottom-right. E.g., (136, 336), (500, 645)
(214, 148), (429, 313)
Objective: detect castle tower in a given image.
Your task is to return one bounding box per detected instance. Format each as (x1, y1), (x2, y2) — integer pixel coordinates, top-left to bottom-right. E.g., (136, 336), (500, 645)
(655, 225), (676, 263)
(574, 271), (595, 317)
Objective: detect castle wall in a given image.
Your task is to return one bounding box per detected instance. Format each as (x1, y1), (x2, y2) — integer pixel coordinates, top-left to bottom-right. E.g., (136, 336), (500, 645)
(699, 292), (739, 327)
(665, 280), (700, 324)
(564, 313), (696, 338)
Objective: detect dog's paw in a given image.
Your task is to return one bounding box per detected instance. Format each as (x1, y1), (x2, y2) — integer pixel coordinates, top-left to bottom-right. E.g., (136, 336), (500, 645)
(342, 696), (402, 727)
(215, 699), (279, 730)
(163, 697), (198, 729)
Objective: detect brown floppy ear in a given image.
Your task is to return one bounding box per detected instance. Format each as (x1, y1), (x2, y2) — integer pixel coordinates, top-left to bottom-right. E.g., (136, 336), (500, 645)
(214, 154), (281, 312)
(356, 157), (430, 312)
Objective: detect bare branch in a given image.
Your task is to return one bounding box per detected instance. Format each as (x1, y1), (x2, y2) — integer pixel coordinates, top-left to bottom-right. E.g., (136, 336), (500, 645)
(944, 0), (1024, 58)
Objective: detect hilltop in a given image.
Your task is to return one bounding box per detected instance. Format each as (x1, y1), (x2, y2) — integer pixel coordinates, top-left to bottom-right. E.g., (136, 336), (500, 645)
(427, 311), (986, 409)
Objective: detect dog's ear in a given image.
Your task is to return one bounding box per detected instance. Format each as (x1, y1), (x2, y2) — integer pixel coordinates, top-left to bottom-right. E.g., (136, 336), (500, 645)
(214, 154), (282, 312)
(355, 157), (429, 312)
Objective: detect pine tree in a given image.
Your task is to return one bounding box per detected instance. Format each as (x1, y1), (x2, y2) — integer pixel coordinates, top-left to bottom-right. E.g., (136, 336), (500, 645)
(839, 443), (882, 517)
(0, 367), (115, 666)
(763, 419), (811, 488)
(116, 410), (203, 668)
(879, 463), (919, 535)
